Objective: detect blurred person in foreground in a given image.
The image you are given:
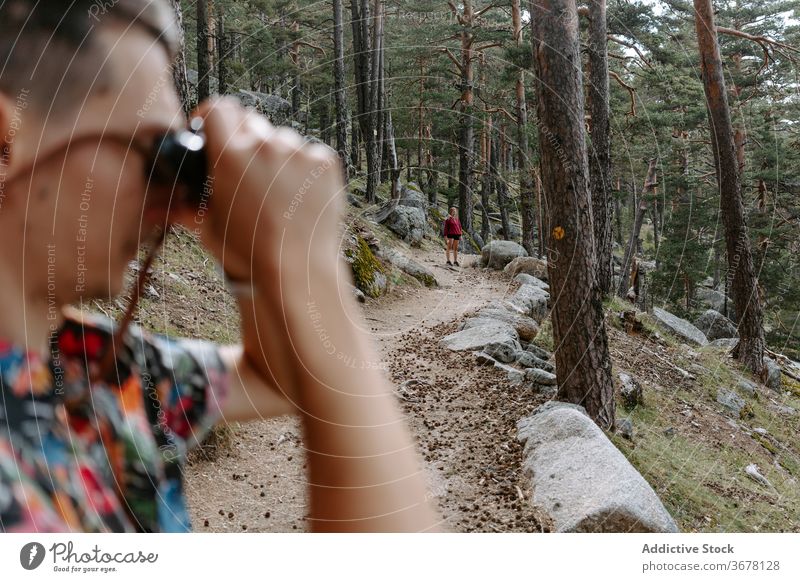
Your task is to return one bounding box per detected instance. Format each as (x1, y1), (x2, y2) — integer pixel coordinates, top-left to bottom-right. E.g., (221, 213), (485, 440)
(0, 0), (439, 533)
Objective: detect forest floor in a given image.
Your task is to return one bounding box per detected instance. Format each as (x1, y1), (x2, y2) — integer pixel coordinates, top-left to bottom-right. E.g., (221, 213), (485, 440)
(118, 226), (800, 533)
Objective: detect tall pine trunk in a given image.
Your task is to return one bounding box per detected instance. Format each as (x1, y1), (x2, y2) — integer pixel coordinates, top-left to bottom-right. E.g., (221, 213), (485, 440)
(587, 0), (613, 295)
(694, 0), (765, 376)
(457, 0), (476, 234)
(617, 159), (657, 298)
(168, 0), (191, 114)
(333, 0), (350, 181)
(513, 0), (535, 255)
(196, 0), (211, 102)
(530, 0), (615, 429)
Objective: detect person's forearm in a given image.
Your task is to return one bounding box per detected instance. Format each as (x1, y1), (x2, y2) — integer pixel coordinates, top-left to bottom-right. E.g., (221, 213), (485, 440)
(244, 258), (440, 532)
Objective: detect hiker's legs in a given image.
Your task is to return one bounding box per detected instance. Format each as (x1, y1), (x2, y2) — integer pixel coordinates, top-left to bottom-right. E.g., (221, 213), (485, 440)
(445, 238), (452, 262)
(453, 239), (459, 264)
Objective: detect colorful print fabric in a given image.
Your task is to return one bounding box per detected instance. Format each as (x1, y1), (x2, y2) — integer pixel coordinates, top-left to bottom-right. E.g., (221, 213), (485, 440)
(0, 311), (229, 532)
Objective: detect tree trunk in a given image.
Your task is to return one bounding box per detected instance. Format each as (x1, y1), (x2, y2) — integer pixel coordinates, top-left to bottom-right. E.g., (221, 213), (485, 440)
(513, 0), (535, 255)
(694, 0), (765, 376)
(617, 159), (657, 298)
(196, 0), (211, 102)
(587, 0), (613, 295)
(167, 0), (192, 114)
(333, 0), (350, 181)
(530, 0), (615, 429)
(457, 0), (476, 234)
(216, 14), (227, 95)
(494, 130), (511, 241)
(534, 166), (545, 257)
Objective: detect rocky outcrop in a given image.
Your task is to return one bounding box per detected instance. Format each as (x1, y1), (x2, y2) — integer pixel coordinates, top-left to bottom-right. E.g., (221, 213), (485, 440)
(508, 284), (550, 321)
(467, 307), (540, 341)
(694, 309), (738, 341)
(517, 402), (680, 532)
(380, 205), (427, 245)
(619, 372), (643, 410)
(344, 236), (387, 298)
(765, 358), (782, 392)
(481, 240), (528, 270)
(652, 307), (708, 346)
(440, 320), (521, 356)
(503, 256), (548, 280)
(378, 248), (438, 287)
(513, 273), (549, 291)
(695, 287), (731, 315)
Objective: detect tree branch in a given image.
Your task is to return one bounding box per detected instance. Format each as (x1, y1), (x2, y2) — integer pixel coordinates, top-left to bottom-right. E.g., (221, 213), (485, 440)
(610, 71), (637, 116)
(607, 34), (653, 69)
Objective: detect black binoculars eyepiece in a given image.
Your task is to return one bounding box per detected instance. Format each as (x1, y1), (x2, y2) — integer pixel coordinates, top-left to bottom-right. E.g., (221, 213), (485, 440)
(147, 117), (208, 206)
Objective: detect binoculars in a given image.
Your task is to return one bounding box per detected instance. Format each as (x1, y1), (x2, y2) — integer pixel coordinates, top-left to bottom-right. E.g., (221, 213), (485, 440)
(148, 117), (208, 206)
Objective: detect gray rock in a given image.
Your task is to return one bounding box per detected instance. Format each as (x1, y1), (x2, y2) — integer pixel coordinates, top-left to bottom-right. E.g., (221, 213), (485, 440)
(481, 240), (528, 270)
(744, 464), (773, 489)
(233, 90), (292, 124)
(474, 351), (498, 366)
(494, 362), (525, 386)
(513, 273), (549, 291)
(346, 193), (363, 208)
(473, 307), (540, 341)
(526, 368), (557, 386)
(397, 183), (427, 211)
(440, 321), (521, 355)
(517, 404), (679, 532)
(508, 284), (550, 321)
(378, 248), (438, 287)
(379, 205), (427, 245)
(694, 309), (738, 341)
(483, 341), (519, 364)
(695, 287), (727, 312)
(717, 388), (748, 418)
(768, 403), (796, 416)
(515, 350), (554, 372)
(764, 358), (782, 392)
(619, 372), (643, 410)
(652, 307), (709, 346)
(663, 427), (676, 438)
(736, 377), (757, 397)
(532, 384), (558, 397)
(617, 418), (634, 440)
(352, 286), (366, 303)
(503, 256), (548, 279)
(708, 337), (738, 349)
(524, 343), (552, 362)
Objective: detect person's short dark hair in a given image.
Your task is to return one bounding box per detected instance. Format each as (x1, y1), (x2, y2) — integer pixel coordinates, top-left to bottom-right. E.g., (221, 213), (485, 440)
(0, 0), (178, 111)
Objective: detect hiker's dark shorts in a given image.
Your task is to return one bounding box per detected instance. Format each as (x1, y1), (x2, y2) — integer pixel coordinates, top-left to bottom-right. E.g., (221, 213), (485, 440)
(446, 234), (461, 241)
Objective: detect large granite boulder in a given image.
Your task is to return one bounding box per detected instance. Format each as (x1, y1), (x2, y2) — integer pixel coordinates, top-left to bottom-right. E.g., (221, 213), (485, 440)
(378, 248), (438, 287)
(504, 256), (548, 280)
(398, 182), (427, 211)
(470, 307), (540, 341)
(652, 307), (708, 346)
(695, 287), (727, 313)
(517, 402), (680, 532)
(481, 240), (528, 270)
(764, 358), (782, 392)
(513, 273), (549, 291)
(440, 321), (521, 358)
(378, 204), (427, 245)
(694, 309), (738, 341)
(508, 284), (550, 321)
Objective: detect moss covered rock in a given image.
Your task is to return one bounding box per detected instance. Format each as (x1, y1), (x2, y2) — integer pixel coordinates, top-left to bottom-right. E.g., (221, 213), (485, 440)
(345, 236), (388, 298)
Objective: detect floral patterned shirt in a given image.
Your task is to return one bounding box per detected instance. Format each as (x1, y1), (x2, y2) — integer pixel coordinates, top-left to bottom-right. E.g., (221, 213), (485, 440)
(0, 311), (229, 533)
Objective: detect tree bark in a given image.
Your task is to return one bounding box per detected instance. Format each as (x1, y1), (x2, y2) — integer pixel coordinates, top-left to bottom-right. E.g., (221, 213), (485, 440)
(456, 0), (476, 234)
(694, 0), (765, 375)
(617, 159), (657, 298)
(513, 0), (535, 255)
(216, 13), (227, 95)
(196, 0), (211, 102)
(333, 0), (350, 181)
(587, 0), (613, 295)
(167, 0), (192, 114)
(530, 0), (615, 429)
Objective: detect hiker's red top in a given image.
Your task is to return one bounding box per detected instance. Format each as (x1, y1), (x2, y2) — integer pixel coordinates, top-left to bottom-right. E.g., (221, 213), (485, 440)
(444, 215), (462, 236)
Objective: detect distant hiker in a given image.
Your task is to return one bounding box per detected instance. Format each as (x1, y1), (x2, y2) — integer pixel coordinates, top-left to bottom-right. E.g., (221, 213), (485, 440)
(444, 207), (462, 266)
